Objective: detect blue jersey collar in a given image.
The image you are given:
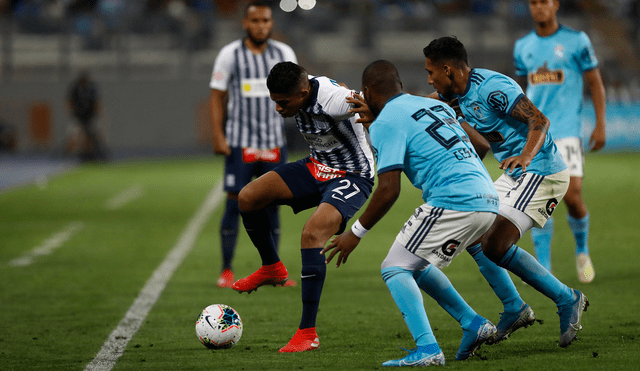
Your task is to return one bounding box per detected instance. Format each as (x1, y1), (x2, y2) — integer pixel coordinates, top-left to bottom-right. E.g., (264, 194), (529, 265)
(387, 92), (404, 104)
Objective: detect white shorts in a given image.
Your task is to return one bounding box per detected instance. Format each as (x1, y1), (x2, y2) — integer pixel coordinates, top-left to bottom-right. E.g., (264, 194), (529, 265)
(494, 170), (570, 234)
(555, 137), (584, 177)
(383, 204), (496, 269)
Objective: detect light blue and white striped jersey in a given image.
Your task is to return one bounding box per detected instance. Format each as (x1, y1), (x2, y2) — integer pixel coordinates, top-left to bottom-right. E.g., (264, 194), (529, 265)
(210, 39), (297, 149)
(296, 76), (375, 180)
(514, 25), (599, 140)
(370, 93), (498, 213)
(451, 68), (566, 179)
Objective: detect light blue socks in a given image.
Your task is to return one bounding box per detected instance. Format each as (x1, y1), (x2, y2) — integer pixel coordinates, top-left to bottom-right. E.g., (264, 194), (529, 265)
(568, 214), (589, 255)
(499, 245), (574, 307)
(382, 267), (437, 347)
(467, 243), (524, 313)
(530, 217), (554, 271)
(413, 265), (477, 330)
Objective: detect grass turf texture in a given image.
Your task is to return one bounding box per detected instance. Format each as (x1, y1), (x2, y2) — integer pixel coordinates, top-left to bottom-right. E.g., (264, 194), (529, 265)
(0, 153), (638, 370)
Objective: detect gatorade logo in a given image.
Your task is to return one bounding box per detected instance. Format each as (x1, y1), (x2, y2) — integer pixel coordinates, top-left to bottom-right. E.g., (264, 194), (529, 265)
(546, 198), (559, 216)
(441, 240), (460, 257)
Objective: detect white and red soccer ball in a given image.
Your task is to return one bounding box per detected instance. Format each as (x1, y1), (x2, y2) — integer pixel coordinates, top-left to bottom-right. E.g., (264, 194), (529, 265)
(195, 304), (243, 349)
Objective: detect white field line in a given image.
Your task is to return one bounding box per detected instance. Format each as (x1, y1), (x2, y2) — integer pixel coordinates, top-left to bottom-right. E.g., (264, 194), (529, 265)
(105, 185), (144, 210)
(9, 221), (85, 267)
(85, 180), (223, 371)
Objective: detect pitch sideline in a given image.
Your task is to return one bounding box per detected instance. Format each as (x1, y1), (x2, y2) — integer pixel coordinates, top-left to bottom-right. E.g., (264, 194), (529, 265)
(9, 221), (85, 267)
(85, 180), (224, 371)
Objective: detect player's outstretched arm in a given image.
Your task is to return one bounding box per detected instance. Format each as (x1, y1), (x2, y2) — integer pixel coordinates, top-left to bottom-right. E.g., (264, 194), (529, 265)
(502, 96), (549, 173)
(321, 170), (402, 267)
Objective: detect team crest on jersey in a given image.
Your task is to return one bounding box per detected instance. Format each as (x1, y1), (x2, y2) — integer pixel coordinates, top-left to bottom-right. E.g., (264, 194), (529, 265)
(472, 103), (483, 119)
(554, 44), (565, 59)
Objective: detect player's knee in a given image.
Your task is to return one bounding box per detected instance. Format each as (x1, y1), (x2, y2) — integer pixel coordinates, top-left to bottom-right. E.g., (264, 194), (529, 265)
(237, 187), (257, 213)
(300, 226), (323, 248)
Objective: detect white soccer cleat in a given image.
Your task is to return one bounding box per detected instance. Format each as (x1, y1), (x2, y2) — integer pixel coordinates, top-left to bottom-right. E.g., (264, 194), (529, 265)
(576, 253), (595, 283)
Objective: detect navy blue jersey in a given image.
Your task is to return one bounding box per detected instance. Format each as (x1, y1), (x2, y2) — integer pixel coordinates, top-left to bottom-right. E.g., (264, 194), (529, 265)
(210, 39), (297, 149)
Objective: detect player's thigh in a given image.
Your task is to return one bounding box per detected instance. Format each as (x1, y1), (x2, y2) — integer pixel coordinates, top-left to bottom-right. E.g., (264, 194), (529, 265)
(393, 204), (496, 269)
(494, 170), (569, 231)
(319, 175), (373, 234)
(238, 170), (293, 212)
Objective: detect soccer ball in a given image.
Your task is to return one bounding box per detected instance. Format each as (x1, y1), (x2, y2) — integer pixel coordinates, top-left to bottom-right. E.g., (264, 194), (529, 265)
(195, 304), (243, 349)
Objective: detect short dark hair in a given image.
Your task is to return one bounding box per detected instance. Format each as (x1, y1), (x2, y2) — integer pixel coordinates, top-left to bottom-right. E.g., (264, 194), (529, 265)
(422, 36), (468, 66)
(267, 62), (307, 95)
(362, 60), (402, 95)
(245, 0), (271, 16)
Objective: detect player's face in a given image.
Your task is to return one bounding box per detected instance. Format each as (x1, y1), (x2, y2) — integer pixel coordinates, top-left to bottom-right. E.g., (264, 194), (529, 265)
(270, 91), (307, 118)
(243, 6), (273, 45)
(529, 0), (558, 23)
(425, 58), (452, 97)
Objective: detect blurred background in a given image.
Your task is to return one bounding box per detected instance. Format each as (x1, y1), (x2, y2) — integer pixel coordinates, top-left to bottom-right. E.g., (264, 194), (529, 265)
(0, 0), (638, 177)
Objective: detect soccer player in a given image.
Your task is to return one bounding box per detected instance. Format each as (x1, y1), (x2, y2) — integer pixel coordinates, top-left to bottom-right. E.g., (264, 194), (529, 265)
(233, 61), (376, 353)
(209, 1), (297, 288)
(323, 60), (507, 366)
(422, 36), (588, 348)
(514, 0), (606, 283)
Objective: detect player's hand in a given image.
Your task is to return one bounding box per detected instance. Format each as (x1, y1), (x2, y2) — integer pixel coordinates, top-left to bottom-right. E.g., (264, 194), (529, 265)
(213, 137), (231, 156)
(321, 230), (361, 267)
(589, 125), (606, 151)
(346, 94), (375, 126)
(499, 154), (532, 173)
(448, 97), (464, 119)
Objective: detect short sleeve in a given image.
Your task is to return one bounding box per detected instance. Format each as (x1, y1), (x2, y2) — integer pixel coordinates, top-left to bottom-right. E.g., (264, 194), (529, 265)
(209, 43), (236, 91)
(480, 74), (525, 116)
(576, 31), (599, 72)
(370, 119), (407, 174)
(513, 40), (528, 77)
(318, 78), (358, 120)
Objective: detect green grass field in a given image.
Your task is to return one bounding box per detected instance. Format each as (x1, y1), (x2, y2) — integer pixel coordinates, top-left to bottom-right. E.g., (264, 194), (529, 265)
(1, 153), (639, 370)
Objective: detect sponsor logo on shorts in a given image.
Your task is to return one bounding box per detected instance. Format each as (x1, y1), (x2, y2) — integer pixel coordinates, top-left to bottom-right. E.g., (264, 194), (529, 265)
(440, 239), (460, 257)
(546, 198), (558, 215)
(306, 158), (346, 181)
(242, 147), (281, 163)
(429, 239), (460, 263)
(537, 198), (559, 219)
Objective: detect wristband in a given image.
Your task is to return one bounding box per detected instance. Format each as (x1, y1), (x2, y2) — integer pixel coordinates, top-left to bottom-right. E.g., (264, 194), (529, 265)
(351, 219), (370, 238)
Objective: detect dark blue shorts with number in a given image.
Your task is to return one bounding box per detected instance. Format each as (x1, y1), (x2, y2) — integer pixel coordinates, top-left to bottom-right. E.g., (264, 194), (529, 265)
(274, 157), (374, 234)
(224, 146), (288, 193)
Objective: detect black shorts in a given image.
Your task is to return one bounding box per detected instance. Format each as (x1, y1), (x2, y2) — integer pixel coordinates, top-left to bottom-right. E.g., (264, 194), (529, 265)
(274, 157), (374, 234)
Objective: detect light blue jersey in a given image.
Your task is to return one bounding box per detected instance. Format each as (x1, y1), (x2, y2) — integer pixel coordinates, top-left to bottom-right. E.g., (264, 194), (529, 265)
(369, 93), (499, 213)
(450, 68), (566, 179)
(514, 25), (598, 140)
